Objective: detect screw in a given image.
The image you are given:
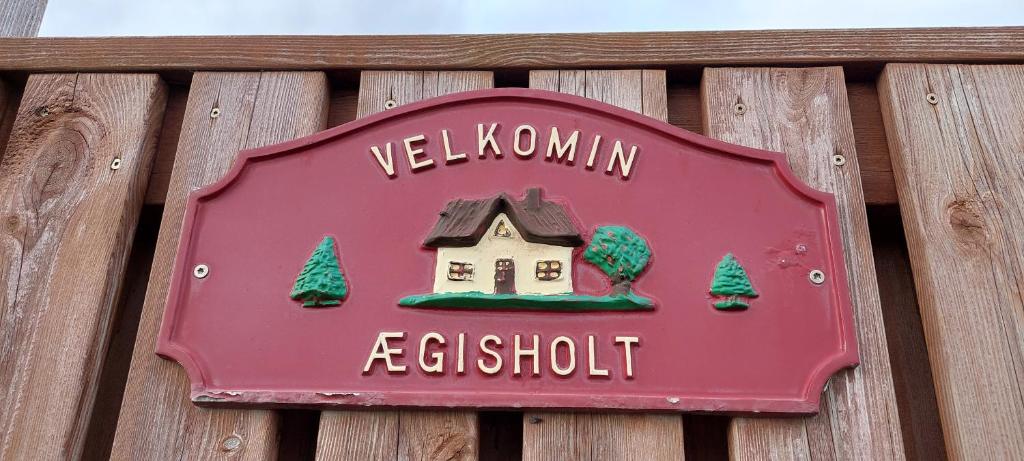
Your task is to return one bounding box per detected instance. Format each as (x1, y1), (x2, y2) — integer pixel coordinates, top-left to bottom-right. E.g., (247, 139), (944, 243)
(221, 435), (242, 452)
(832, 154), (846, 166)
(732, 103), (746, 115)
(110, 158), (122, 170)
(193, 264), (209, 279)
(383, 99), (398, 110)
(210, 107), (221, 118)
(809, 269), (826, 285)
(926, 93), (939, 105)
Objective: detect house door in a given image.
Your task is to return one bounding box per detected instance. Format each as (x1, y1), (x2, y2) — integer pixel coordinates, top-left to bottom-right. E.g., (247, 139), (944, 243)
(495, 259), (516, 294)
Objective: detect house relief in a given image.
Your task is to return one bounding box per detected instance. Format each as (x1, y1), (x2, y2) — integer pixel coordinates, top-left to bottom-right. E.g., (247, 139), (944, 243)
(399, 188), (654, 311)
(429, 188), (580, 296)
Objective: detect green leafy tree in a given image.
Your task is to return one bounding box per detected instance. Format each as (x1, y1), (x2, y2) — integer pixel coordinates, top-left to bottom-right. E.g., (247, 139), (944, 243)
(710, 253), (758, 309)
(584, 226), (651, 295)
(291, 236), (348, 307)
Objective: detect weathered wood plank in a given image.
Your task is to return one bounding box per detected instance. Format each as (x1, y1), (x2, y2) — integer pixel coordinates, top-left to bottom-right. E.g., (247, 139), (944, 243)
(869, 206), (947, 461)
(0, 28), (1023, 74)
(314, 70), (490, 461)
(878, 63), (1024, 459)
(701, 67), (904, 460)
(110, 72), (328, 459)
(523, 69), (685, 461)
(0, 73), (166, 460)
(0, 0), (46, 37)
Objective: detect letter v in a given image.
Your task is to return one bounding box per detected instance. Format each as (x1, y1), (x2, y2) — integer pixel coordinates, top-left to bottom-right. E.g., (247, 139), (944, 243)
(370, 143), (396, 177)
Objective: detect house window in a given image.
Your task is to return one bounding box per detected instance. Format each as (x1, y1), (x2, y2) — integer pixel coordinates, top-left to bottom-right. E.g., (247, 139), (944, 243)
(448, 262), (474, 281)
(536, 260), (562, 281)
(494, 220), (512, 238)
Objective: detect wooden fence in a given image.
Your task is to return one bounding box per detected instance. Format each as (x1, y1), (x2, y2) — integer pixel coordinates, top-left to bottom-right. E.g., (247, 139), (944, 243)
(0, 27), (1023, 460)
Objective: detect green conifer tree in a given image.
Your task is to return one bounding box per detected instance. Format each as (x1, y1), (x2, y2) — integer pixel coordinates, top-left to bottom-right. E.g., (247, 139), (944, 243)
(709, 253), (758, 309)
(291, 236), (348, 307)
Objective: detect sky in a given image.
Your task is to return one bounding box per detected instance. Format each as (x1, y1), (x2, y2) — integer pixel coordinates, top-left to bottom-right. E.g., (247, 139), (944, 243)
(39, 0), (1024, 36)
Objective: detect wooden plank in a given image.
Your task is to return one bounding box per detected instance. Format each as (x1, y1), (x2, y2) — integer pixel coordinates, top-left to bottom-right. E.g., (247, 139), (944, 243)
(524, 413), (685, 461)
(701, 67), (904, 460)
(314, 70), (491, 461)
(878, 63), (1024, 459)
(110, 72), (328, 459)
(869, 206), (946, 461)
(523, 69), (685, 461)
(0, 0), (46, 37)
(0, 27), (1022, 74)
(0, 73), (166, 460)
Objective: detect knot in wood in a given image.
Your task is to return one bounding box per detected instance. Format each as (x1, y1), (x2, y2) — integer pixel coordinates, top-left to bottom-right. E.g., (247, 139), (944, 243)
(5, 215), (20, 234)
(430, 430), (472, 460)
(946, 198), (989, 248)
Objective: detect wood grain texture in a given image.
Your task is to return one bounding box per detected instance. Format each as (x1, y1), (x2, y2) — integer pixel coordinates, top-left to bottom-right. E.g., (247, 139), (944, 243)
(524, 413), (684, 461)
(523, 69), (685, 461)
(869, 206), (946, 461)
(0, 28), (1022, 73)
(701, 67), (904, 460)
(110, 72), (328, 460)
(878, 63), (1024, 460)
(0, 0), (46, 37)
(0, 73), (166, 460)
(314, 70), (491, 461)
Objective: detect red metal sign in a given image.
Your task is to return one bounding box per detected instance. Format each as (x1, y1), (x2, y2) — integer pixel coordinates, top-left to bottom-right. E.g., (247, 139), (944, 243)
(159, 89), (857, 414)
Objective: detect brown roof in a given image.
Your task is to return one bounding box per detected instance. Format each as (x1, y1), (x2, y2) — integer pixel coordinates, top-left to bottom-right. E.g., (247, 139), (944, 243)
(424, 189), (583, 248)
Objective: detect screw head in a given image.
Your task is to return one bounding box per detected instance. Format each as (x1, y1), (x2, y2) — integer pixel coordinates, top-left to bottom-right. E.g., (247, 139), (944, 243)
(809, 269), (826, 285)
(832, 154), (846, 166)
(926, 93), (939, 105)
(193, 264), (209, 279)
(383, 99), (398, 110)
(732, 103), (747, 115)
(221, 435), (242, 452)
(210, 107), (221, 118)
(110, 158), (122, 170)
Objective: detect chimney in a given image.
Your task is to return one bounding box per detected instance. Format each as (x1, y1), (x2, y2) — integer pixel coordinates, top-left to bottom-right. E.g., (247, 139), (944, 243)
(524, 188), (542, 210)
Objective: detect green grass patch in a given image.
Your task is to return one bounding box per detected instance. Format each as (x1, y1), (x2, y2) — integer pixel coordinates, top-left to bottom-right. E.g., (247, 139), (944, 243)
(398, 291), (654, 311)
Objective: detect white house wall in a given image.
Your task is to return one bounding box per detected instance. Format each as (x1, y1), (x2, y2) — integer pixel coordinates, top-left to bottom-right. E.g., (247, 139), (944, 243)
(432, 213), (575, 295)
